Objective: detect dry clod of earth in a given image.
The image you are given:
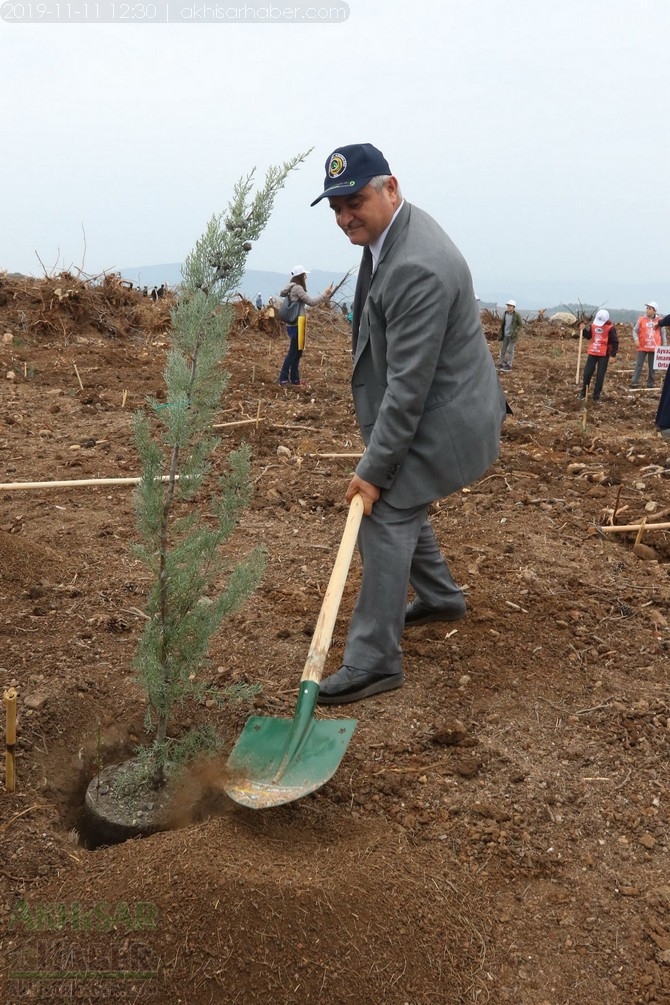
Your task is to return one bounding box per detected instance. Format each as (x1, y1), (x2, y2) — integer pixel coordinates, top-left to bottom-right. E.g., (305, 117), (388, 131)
(0, 274), (669, 1003)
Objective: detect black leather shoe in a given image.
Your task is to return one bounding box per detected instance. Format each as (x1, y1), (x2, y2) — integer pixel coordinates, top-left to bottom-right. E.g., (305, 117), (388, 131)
(317, 666), (404, 705)
(405, 598), (467, 627)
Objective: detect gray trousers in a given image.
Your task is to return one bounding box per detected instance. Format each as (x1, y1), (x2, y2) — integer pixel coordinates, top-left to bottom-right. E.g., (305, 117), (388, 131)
(498, 337), (515, 366)
(632, 351), (656, 386)
(342, 497), (463, 676)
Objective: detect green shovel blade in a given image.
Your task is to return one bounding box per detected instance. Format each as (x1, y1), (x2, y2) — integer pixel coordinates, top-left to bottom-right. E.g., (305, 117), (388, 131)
(224, 498), (365, 810)
(224, 683), (357, 809)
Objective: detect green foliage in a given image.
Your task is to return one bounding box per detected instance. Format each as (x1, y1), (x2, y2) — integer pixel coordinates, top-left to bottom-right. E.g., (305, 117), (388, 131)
(113, 725), (223, 797)
(131, 153), (309, 786)
(182, 156), (310, 298)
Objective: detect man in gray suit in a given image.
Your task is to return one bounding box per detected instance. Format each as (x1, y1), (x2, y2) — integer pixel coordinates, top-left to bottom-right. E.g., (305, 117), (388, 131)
(311, 143), (506, 704)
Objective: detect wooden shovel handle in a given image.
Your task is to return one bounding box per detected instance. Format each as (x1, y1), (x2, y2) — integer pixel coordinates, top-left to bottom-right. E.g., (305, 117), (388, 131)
(301, 494), (365, 685)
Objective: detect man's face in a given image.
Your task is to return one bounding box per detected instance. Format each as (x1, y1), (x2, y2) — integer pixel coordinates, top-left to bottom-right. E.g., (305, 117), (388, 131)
(645, 306), (656, 318)
(328, 177), (400, 246)
(506, 304), (514, 313)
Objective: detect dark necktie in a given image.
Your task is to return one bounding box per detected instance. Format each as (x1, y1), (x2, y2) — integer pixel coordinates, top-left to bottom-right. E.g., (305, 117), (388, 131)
(351, 246), (373, 348)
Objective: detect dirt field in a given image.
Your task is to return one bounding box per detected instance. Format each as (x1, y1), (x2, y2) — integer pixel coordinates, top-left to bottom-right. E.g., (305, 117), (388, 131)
(1, 272), (669, 1005)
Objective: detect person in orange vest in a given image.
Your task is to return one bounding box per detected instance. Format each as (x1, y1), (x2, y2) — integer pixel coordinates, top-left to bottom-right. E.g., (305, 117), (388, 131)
(630, 301), (665, 388)
(579, 309), (618, 403)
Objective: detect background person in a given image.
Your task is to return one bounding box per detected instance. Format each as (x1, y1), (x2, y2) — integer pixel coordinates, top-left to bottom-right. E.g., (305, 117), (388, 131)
(277, 266), (332, 388)
(655, 312), (670, 436)
(578, 308), (618, 403)
(497, 300), (523, 371)
(310, 142), (506, 705)
(630, 301), (665, 388)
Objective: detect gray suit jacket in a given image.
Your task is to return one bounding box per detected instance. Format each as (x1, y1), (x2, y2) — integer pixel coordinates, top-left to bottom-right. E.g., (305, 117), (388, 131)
(352, 201), (506, 508)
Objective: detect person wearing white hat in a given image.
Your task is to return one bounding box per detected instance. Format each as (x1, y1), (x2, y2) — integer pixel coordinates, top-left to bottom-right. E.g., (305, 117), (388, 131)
(277, 267), (333, 388)
(630, 302), (666, 388)
(579, 309), (618, 403)
(497, 300), (523, 371)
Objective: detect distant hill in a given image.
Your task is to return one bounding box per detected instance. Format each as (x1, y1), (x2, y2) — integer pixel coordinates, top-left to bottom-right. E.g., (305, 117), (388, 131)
(481, 281), (670, 315)
(545, 303), (641, 325)
(119, 264), (356, 309)
(485, 304), (642, 324)
(119, 264), (670, 317)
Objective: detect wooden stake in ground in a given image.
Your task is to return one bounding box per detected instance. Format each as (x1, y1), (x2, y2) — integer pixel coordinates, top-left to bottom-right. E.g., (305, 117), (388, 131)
(634, 518), (647, 548)
(309, 452), (364, 459)
(611, 484), (624, 524)
(212, 417), (265, 430)
(575, 327), (583, 385)
(0, 475), (177, 491)
(580, 384), (589, 431)
(599, 521), (670, 533)
(4, 688), (17, 792)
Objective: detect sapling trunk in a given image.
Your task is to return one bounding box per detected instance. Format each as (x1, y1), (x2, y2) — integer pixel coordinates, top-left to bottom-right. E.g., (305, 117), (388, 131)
(153, 353), (198, 780)
(130, 153), (310, 791)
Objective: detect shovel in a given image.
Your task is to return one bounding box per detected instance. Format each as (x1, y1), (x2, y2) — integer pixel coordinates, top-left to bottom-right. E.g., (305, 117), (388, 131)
(224, 494), (363, 809)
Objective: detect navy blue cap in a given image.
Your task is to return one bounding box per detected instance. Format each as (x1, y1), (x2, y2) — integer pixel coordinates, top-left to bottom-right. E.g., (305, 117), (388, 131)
(310, 143), (392, 206)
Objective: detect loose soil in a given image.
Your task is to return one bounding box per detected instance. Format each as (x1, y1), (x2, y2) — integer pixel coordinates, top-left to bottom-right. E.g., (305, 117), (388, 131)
(0, 272), (669, 1005)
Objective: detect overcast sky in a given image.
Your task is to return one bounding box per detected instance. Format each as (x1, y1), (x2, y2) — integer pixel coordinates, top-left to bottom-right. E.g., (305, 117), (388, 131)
(2, 0), (669, 308)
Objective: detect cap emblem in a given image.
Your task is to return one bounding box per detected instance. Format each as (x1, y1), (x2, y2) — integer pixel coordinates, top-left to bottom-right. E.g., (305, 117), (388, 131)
(328, 153), (347, 178)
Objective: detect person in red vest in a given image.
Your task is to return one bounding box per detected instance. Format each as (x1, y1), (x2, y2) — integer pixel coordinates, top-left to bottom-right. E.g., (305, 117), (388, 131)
(579, 308), (618, 403)
(630, 301), (665, 388)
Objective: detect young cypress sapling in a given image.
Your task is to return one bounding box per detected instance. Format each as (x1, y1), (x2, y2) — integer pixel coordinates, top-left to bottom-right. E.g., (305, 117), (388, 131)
(131, 154), (309, 787)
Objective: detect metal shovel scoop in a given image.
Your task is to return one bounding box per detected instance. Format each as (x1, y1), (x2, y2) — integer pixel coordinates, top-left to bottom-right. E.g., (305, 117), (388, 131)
(224, 494), (363, 809)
